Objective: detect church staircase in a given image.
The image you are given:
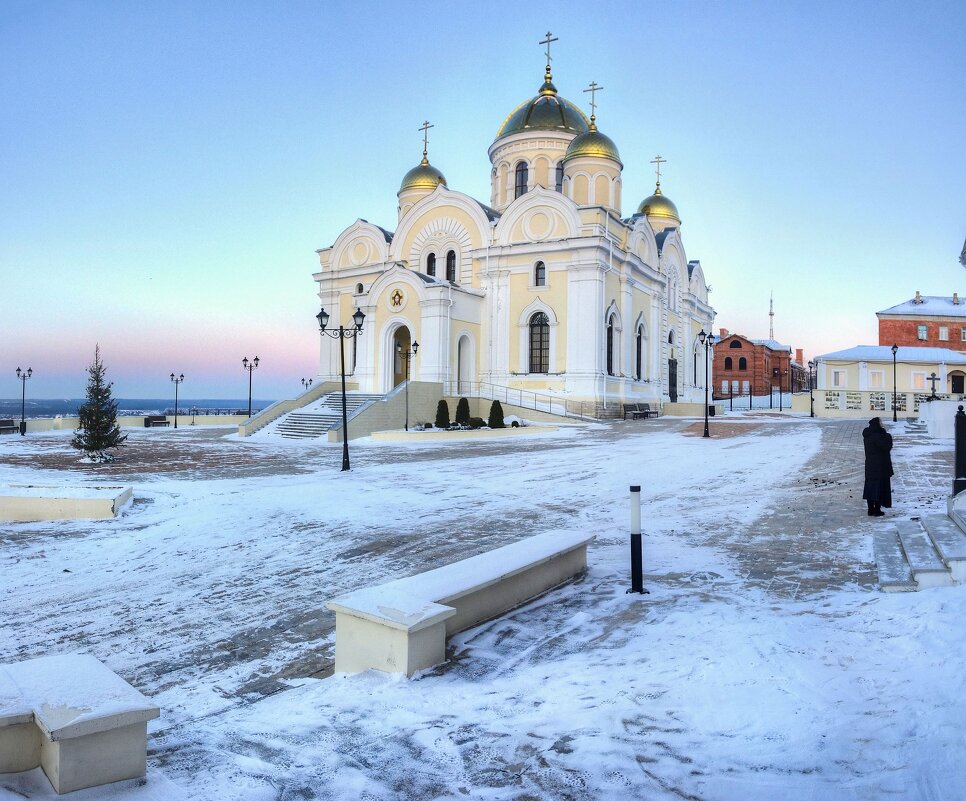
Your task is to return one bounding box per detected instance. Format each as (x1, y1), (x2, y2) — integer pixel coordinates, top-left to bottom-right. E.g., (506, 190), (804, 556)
(273, 393), (384, 439)
(874, 508), (966, 591)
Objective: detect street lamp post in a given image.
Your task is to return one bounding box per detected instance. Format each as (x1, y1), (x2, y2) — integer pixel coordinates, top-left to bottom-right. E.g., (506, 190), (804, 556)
(779, 368), (788, 411)
(170, 373), (184, 429)
(891, 344), (898, 422)
(15, 367), (32, 435)
(698, 329), (715, 438)
(396, 340), (419, 431)
(317, 306), (365, 471)
(808, 360), (815, 418)
(242, 356), (259, 417)
(301, 378), (313, 391)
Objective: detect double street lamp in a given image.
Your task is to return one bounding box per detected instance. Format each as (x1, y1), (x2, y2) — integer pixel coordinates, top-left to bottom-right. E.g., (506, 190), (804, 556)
(301, 378), (313, 391)
(396, 340), (419, 431)
(170, 373), (185, 429)
(697, 329), (715, 438)
(242, 356), (259, 417)
(15, 367), (32, 435)
(891, 343), (898, 422)
(317, 306), (365, 471)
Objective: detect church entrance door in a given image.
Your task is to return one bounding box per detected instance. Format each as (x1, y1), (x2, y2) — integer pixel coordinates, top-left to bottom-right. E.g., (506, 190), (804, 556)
(951, 372), (965, 395)
(392, 327), (413, 388)
(668, 359), (678, 402)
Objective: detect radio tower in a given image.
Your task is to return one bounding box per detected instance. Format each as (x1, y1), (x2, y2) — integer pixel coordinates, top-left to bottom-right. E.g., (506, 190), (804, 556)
(769, 292), (775, 340)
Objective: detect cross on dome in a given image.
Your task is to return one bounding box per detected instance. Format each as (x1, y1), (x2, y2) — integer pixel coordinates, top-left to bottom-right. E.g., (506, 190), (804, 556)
(583, 81), (603, 127)
(418, 120), (434, 166)
(650, 154), (667, 191)
(539, 31), (558, 80)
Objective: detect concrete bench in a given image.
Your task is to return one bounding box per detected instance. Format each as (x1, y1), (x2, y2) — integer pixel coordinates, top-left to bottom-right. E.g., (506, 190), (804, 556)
(143, 415), (170, 427)
(326, 530), (594, 677)
(0, 654), (160, 794)
(0, 419), (17, 434)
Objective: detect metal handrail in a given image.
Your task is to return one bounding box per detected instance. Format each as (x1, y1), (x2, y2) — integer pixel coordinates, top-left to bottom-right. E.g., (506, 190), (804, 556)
(444, 381), (601, 421)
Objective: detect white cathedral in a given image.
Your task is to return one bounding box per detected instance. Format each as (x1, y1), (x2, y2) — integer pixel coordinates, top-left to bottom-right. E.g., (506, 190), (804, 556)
(314, 41), (715, 413)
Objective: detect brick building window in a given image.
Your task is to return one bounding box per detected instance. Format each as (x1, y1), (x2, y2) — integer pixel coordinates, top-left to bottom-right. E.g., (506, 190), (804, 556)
(918, 325), (928, 340)
(738, 357), (748, 370)
(725, 356), (733, 370)
(939, 326), (949, 341)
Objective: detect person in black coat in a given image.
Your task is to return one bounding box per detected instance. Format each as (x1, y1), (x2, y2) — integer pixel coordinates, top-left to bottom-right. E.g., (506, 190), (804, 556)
(862, 416), (894, 516)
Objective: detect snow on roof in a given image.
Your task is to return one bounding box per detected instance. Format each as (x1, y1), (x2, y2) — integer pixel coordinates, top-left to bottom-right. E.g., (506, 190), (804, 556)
(750, 339), (791, 352)
(877, 296), (966, 317)
(816, 345), (966, 363)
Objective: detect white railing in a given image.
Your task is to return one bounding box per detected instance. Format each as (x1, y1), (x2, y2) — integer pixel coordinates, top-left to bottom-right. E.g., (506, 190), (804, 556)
(444, 382), (603, 421)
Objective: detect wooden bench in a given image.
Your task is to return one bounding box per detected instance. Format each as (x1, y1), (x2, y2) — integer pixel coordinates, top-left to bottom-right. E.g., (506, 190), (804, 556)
(623, 402), (659, 420)
(326, 530), (594, 677)
(143, 415), (170, 428)
(0, 654), (159, 794)
(0, 419), (17, 434)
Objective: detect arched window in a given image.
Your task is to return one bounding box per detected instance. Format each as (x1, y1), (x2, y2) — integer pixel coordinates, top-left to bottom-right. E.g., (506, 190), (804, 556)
(446, 250), (456, 282)
(555, 162), (564, 193)
(534, 261), (546, 287)
(729, 340), (742, 349)
(606, 315), (616, 376)
(355, 283), (363, 294)
(739, 357), (748, 371)
(529, 312), (550, 373)
(514, 161), (528, 199)
(635, 327), (644, 380)
(426, 252), (436, 277)
(668, 330), (675, 345)
(724, 356), (733, 370)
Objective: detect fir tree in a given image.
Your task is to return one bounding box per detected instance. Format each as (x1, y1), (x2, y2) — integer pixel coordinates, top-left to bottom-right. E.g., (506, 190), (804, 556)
(488, 399), (505, 429)
(72, 345), (127, 462)
(434, 399), (450, 429)
(455, 397), (471, 426)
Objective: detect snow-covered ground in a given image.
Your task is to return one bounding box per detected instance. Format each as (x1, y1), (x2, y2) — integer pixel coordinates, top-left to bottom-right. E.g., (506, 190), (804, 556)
(0, 414), (963, 800)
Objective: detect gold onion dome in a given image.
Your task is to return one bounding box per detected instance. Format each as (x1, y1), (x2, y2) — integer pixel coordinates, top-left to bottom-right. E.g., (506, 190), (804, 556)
(638, 185), (680, 222)
(495, 71), (590, 141)
(399, 157), (447, 193)
(563, 123), (621, 165)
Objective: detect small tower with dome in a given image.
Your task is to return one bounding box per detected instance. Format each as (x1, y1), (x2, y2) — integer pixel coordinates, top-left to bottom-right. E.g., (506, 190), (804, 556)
(398, 121), (446, 218)
(562, 81), (623, 215)
(638, 155), (681, 232)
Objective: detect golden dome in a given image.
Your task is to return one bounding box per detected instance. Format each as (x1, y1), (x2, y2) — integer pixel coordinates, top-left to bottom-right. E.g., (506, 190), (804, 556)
(638, 185), (680, 222)
(494, 73), (590, 142)
(399, 158), (447, 194)
(563, 124), (622, 165)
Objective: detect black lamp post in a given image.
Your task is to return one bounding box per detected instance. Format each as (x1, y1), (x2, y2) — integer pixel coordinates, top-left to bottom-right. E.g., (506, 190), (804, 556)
(170, 373), (184, 429)
(808, 360), (815, 418)
(15, 367), (32, 435)
(317, 306), (365, 471)
(242, 356), (259, 417)
(396, 340), (419, 431)
(301, 378), (313, 391)
(891, 343), (898, 422)
(698, 329), (715, 438)
(779, 368), (788, 411)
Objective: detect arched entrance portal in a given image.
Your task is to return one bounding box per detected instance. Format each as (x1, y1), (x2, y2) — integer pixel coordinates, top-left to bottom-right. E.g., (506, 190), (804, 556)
(457, 335), (473, 394)
(392, 326), (413, 388)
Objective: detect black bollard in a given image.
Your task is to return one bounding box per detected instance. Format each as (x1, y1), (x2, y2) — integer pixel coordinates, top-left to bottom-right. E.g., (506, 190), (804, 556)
(955, 406), (966, 496)
(627, 485), (648, 594)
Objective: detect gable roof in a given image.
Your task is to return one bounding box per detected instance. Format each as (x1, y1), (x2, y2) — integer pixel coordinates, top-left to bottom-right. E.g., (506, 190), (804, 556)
(877, 296), (966, 318)
(817, 345), (966, 364)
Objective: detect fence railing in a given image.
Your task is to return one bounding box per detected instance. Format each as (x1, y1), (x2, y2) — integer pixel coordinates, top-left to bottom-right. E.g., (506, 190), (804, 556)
(444, 382), (603, 421)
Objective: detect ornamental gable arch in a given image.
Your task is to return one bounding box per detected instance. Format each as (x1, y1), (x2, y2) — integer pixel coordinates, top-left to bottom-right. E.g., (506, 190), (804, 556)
(406, 217), (474, 279)
(329, 219), (392, 271)
(518, 296), (560, 327)
(494, 186), (580, 246)
(366, 263), (430, 311)
(627, 218), (659, 268)
(389, 185), (491, 264)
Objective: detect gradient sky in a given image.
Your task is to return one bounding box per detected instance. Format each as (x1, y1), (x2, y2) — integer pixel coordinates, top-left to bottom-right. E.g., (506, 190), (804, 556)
(2, 0), (964, 399)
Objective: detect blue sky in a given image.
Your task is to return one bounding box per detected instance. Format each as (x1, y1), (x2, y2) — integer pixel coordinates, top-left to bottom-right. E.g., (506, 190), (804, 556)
(2, 0), (964, 397)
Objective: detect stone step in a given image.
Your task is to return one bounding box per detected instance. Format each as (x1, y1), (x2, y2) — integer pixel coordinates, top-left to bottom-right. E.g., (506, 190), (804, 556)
(922, 514), (966, 583)
(895, 520), (954, 589)
(873, 529), (917, 592)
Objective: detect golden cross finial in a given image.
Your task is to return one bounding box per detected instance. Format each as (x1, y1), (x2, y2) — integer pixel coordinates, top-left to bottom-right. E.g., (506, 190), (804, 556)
(539, 31), (558, 79)
(583, 81), (603, 124)
(418, 120), (433, 165)
(650, 154), (667, 188)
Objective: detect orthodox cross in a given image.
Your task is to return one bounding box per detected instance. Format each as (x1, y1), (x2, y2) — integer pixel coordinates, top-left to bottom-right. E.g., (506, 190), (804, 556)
(418, 120), (433, 163)
(540, 31), (558, 67)
(928, 371), (939, 398)
(583, 81), (603, 124)
(650, 154), (667, 186)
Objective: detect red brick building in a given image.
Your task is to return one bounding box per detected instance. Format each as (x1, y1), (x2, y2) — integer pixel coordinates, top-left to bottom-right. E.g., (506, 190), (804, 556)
(877, 292), (966, 351)
(712, 329), (807, 399)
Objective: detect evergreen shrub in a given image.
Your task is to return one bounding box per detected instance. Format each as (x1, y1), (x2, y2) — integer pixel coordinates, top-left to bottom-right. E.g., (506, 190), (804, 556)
(455, 397), (471, 425)
(488, 399), (505, 429)
(435, 399), (450, 429)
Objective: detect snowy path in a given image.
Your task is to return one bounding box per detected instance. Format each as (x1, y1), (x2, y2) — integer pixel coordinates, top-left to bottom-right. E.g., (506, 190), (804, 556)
(1, 416), (963, 800)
